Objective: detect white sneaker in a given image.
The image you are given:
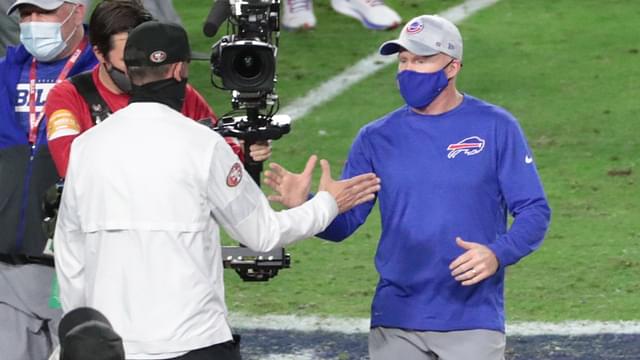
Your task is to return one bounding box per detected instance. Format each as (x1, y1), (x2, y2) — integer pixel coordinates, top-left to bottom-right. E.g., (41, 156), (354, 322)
(331, 0), (401, 30)
(281, 0), (317, 30)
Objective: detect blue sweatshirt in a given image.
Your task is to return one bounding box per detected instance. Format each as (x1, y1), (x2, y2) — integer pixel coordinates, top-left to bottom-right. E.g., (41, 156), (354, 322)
(317, 95), (551, 332)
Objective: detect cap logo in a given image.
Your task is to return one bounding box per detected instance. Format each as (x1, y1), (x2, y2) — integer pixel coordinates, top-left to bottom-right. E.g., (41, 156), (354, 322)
(406, 21), (424, 34)
(149, 50), (167, 64)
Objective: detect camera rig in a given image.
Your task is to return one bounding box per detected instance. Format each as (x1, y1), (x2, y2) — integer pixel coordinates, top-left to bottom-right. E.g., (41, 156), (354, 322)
(206, 0), (292, 281)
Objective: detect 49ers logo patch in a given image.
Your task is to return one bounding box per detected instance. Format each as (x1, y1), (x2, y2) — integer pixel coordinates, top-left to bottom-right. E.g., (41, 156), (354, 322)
(226, 163), (243, 187)
(150, 50), (167, 64)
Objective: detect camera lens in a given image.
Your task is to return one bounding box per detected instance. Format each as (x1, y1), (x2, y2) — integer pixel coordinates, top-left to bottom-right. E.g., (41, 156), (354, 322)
(217, 42), (275, 92)
(233, 50), (262, 79)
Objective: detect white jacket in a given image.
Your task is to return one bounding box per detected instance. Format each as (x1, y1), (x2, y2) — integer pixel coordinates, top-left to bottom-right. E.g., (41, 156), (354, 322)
(54, 102), (338, 359)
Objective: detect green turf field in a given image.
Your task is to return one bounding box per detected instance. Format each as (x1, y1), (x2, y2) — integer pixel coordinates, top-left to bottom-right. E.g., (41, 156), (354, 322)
(174, 0), (640, 321)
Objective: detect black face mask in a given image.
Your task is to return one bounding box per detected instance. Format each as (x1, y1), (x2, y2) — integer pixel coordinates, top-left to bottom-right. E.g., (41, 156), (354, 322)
(129, 78), (187, 112)
(105, 63), (132, 94)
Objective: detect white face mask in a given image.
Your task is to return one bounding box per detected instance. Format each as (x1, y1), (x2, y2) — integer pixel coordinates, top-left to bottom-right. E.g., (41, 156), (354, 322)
(19, 5), (79, 62)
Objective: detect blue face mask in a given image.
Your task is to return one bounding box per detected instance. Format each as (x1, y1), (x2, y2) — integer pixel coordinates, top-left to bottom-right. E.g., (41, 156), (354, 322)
(396, 62), (452, 110)
(19, 5), (78, 62)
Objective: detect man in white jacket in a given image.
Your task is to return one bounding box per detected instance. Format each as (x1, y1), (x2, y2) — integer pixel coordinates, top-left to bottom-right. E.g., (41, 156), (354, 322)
(53, 21), (380, 360)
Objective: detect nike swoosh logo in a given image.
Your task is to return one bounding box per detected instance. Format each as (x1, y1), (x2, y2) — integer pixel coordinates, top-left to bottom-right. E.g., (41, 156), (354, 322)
(525, 156), (533, 164)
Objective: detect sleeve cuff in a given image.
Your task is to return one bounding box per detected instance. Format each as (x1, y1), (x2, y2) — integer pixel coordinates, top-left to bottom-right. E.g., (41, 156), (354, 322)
(313, 191), (339, 220)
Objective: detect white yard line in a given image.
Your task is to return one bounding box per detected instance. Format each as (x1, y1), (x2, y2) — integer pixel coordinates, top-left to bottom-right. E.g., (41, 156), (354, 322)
(257, 350), (317, 360)
(280, 0), (501, 122)
(229, 313), (640, 336)
(506, 321), (640, 336)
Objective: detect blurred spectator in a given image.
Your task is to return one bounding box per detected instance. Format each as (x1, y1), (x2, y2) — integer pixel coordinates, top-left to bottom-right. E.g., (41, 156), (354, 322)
(281, 0), (401, 31)
(0, 0), (19, 56)
(83, 0), (182, 23)
(142, 0), (180, 24)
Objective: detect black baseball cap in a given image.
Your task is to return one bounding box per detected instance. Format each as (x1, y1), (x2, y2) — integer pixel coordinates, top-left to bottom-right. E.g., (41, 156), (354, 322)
(59, 307), (125, 360)
(124, 21), (191, 67)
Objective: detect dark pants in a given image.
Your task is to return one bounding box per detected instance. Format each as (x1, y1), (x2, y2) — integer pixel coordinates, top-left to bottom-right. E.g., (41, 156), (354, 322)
(171, 335), (242, 360)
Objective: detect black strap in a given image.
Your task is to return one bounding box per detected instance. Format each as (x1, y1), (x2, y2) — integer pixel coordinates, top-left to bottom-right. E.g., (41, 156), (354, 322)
(69, 71), (112, 125)
(0, 253), (54, 267)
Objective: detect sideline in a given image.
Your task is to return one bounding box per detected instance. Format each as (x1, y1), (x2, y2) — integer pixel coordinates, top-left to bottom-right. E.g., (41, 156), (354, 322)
(229, 313), (640, 336)
(280, 0), (501, 121)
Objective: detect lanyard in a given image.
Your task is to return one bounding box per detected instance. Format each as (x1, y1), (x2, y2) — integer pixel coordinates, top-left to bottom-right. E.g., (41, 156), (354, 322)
(28, 36), (88, 144)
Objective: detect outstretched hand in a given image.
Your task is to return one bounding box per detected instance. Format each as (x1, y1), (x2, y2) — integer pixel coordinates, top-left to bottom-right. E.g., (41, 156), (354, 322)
(318, 159), (380, 213)
(449, 237), (499, 286)
(264, 155), (318, 208)
(264, 156), (381, 213)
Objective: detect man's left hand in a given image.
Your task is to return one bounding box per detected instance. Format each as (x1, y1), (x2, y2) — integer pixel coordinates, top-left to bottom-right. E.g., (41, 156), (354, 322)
(449, 237), (499, 286)
(264, 155), (318, 208)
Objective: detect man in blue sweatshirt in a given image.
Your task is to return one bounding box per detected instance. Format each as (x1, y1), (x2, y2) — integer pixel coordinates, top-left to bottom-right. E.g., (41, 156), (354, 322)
(264, 14), (551, 360)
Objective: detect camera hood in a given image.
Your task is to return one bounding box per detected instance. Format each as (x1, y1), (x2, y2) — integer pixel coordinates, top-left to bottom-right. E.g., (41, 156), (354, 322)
(212, 37), (276, 93)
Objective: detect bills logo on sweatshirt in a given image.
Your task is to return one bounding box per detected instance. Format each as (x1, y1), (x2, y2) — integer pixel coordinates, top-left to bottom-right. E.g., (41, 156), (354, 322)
(226, 162), (243, 187)
(447, 136), (485, 159)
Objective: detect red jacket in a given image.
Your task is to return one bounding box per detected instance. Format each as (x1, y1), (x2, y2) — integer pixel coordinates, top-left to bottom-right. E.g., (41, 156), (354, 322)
(44, 66), (241, 177)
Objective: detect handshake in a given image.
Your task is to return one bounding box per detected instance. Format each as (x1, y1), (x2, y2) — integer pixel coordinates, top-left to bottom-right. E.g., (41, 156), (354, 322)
(222, 155), (379, 282)
(264, 155), (381, 213)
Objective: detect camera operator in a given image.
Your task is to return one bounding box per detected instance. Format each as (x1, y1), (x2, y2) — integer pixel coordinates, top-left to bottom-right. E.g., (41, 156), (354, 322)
(54, 20), (381, 360)
(44, 0), (271, 178)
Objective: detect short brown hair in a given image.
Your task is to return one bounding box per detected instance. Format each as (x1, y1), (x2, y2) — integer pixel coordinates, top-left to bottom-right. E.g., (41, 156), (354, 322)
(89, 0), (152, 58)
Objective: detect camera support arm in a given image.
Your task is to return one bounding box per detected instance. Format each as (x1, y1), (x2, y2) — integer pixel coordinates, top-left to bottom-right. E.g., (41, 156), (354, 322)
(207, 110), (291, 281)
(206, 0), (288, 282)
(215, 108), (291, 187)
(242, 107), (265, 185)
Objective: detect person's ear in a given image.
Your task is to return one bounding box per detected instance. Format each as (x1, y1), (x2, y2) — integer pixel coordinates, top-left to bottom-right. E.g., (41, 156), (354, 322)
(93, 45), (107, 64)
(446, 59), (462, 78)
(172, 62), (189, 81)
(73, 4), (86, 26)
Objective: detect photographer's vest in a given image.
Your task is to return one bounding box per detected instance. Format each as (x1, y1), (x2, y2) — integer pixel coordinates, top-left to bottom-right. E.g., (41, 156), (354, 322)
(69, 71), (112, 125)
(42, 72), (112, 247)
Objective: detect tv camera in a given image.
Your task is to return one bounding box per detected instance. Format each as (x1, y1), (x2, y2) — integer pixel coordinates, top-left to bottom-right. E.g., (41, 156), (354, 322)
(203, 0), (291, 282)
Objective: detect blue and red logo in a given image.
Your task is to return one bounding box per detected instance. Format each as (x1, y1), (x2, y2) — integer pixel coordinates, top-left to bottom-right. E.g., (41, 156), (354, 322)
(405, 21), (424, 34)
(447, 136), (485, 159)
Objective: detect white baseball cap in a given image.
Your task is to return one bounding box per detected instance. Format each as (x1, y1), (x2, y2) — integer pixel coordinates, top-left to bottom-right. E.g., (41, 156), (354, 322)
(7, 0), (82, 15)
(379, 15), (463, 60)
